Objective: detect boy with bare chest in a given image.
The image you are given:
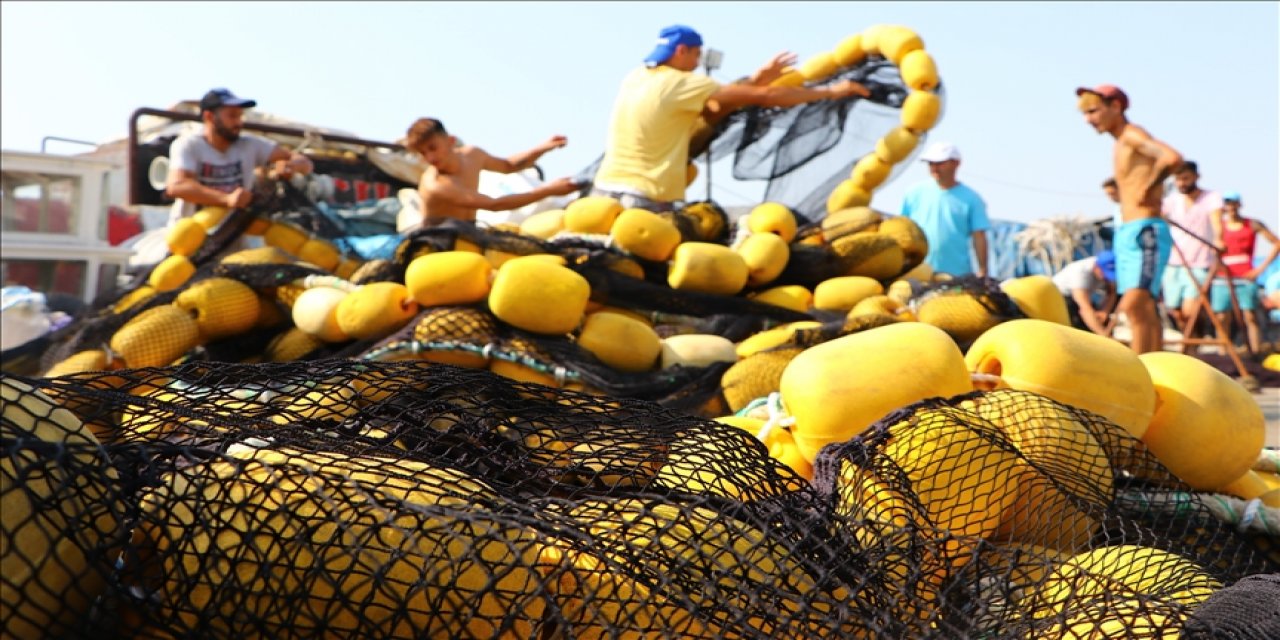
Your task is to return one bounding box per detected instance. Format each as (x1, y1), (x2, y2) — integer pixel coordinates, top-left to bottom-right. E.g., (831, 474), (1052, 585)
(1076, 85), (1184, 353)
(403, 118), (580, 228)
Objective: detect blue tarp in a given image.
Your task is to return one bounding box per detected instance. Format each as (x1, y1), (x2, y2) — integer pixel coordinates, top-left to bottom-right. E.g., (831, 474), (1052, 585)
(312, 198), (403, 261)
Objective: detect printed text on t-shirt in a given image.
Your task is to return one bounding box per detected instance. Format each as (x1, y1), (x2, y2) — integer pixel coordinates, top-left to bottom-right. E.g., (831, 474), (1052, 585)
(199, 162), (244, 193)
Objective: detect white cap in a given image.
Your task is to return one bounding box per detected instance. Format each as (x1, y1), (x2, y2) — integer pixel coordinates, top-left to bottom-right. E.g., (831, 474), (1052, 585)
(919, 142), (961, 163)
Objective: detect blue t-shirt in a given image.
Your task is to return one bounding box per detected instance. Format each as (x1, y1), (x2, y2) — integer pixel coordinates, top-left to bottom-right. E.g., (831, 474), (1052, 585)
(900, 181), (991, 276)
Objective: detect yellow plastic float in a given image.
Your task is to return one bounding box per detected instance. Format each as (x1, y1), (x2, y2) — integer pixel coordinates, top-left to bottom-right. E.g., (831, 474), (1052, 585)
(1138, 352), (1265, 492)
(780, 322), (972, 462)
(999, 275), (1070, 326)
(965, 319), (1156, 439)
(404, 251), (493, 307)
(489, 256), (591, 335)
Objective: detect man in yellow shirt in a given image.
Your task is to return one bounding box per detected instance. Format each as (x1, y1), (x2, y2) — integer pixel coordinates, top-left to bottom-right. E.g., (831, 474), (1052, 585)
(592, 24), (871, 212)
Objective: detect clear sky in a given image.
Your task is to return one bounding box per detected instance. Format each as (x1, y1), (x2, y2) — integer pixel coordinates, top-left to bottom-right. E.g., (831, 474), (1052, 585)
(3, 1), (1277, 227)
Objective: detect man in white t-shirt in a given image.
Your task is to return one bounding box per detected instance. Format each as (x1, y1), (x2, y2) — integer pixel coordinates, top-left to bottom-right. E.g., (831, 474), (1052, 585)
(165, 88), (313, 225)
(1052, 250), (1117, 335)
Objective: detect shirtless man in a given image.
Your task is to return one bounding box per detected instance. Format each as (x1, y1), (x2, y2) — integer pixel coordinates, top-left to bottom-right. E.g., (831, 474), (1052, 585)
(1076, 84), (1183, 354)
(402, 117), (580, 228)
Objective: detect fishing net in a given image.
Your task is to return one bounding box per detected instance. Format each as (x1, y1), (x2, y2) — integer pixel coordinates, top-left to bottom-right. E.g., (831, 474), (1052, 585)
(910, 275), (1028, 348)
(4, 366), (1275, 639)
(700, 58), (940, 223)
(572, 56), (937, 224)
(33, 202), (819, 419)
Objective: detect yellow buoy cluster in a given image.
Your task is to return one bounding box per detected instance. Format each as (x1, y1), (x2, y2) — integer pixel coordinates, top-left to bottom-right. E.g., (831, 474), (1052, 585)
(153, 210), (365, 294)
(767, 24), (942, 214)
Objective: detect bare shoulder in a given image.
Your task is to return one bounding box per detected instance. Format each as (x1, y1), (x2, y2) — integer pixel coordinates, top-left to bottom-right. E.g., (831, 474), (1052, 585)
(458, 145), (490, 160)
(417, 165), (440, 188)
(1118, 123), (1154, 146)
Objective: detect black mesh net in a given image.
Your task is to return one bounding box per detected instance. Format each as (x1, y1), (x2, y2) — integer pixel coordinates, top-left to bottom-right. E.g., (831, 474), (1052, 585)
(4, 367), (1275, 639)
(911, 275), (1029, 349)
(701, 59), (941, 222)
(573, 56), (939, 224)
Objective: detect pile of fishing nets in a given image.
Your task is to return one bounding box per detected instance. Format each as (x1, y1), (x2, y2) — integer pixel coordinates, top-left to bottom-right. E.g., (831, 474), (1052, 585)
(3, 361), (1277, 638)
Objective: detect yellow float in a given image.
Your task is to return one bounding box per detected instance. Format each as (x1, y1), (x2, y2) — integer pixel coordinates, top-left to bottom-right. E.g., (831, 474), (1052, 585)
(776, 25), (944, 216)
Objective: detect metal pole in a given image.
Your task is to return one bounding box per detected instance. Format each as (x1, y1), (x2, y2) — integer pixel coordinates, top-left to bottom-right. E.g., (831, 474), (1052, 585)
(705, 63), (713, 203)
(701, 49), (723, 204)
(40, 136), (99, 153)
(1161, 216), (1255, 382)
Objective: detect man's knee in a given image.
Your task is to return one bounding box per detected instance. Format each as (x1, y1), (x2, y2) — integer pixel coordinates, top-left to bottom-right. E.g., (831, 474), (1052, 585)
(1120, 290), (1156, 315)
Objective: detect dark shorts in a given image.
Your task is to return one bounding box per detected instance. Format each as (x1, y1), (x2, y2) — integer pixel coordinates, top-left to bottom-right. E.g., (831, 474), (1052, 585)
(587, 187), (681, 213)
(1064, 296), (1088, 330)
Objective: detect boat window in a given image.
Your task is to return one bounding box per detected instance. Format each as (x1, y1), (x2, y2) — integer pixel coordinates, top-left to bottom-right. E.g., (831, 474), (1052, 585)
(0, 258), (86, 298)
(1, 170), (81, 236)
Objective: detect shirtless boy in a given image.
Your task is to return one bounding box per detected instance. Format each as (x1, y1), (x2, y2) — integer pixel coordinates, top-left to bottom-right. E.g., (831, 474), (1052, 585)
(1076, 84), (1183, 354)
(402, 118), (580, 228)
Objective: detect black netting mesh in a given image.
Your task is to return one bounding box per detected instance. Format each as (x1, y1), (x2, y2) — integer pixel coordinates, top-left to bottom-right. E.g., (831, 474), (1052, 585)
(574, 57), (939, 223)
(911, 275), (1029, 349)
(5, 365), (1274, 639)
(702, 59), (941, 222)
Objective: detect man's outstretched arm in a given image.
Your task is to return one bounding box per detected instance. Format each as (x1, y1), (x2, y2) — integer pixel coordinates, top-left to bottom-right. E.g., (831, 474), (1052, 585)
(166, 169), (249, 209)
(706, 79), (869, 112)
(423, 176), (580, 213)
(485, 136), (568, 174)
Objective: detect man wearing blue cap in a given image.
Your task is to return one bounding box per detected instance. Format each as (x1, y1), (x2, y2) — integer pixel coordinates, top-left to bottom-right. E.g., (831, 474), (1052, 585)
(1053, 250), (1119, 335)
(592, 25), (871, 211)
(165, 88), (313, 224)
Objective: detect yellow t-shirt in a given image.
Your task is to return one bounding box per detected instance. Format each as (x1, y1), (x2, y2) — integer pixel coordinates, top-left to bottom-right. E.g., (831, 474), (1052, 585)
(594, 66), (721, 202)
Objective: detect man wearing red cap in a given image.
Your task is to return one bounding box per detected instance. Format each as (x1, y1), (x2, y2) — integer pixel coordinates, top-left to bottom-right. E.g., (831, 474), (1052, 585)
(592, 25), (871, 212)
(1076, 83), (1184, 354)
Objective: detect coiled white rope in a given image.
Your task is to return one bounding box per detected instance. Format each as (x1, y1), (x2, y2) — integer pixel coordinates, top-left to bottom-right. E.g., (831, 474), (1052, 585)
(1012, 215), (1104, 276)
(729, 218), (753, 251)
(755, 391), (796, 443)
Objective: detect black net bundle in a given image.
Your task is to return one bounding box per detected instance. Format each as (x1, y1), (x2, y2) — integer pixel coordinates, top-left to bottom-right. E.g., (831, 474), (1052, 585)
(35, 175), (328, 374)
(4, 364), (1278, 639)
(39, 254), (339, 373)
(785, 312), (902, 350)
(357, 300), (735, 417)
(773, 239), (903, 290)
(910, 275), (1028, 348)
(700, 58), (942, 222)
(809, 388), (1279, 638)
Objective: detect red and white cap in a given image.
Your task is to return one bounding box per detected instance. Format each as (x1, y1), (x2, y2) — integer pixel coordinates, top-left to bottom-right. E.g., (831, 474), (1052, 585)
(1075, 84), (1129, 110)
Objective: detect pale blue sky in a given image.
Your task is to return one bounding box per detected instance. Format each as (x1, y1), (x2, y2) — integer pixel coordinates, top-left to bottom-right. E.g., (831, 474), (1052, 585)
(3, 1), (1277, 226)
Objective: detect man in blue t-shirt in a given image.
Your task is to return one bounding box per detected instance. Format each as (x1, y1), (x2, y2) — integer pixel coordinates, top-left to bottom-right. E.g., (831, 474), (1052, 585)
(900, 142), (991, 277)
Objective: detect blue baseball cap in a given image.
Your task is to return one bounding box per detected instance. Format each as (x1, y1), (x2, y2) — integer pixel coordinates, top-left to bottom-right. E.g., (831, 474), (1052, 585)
(1223, 191), (1242, 202)
(644, 25), (702, 67)
(1095, 250), (1116, 282)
